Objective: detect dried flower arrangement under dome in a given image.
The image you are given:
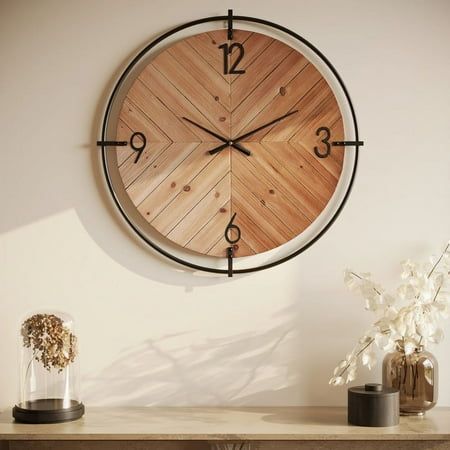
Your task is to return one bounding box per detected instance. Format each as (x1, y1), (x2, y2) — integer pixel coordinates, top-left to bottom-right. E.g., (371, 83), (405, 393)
(330, 242), (450, 386)
(21, 313), (78, 373)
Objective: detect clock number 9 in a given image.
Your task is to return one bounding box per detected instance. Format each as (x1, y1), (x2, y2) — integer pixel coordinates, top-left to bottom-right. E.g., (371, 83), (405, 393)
(225, 213), (241, 244)
(314, 127), (331, 158)
(130, 131), (147, 163)
(218, 43), (246, 75)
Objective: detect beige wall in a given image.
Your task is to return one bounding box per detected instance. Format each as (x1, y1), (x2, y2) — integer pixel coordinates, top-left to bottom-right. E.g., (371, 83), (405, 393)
(0, 0), (449, 408)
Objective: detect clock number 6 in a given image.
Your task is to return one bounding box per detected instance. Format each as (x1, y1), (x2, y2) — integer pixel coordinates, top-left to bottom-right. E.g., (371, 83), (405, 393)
(225, 213), (241, 278)
(218, 43), (246, 75)
(225, 213), (241, 244)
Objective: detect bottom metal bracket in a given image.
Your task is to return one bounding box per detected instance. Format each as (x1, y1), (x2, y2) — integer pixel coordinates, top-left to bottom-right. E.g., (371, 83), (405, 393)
(227, 246), (234, 277)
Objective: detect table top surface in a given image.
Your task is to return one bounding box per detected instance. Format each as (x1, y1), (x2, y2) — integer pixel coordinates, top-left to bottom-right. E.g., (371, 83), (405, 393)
(1, 407), (450, 441)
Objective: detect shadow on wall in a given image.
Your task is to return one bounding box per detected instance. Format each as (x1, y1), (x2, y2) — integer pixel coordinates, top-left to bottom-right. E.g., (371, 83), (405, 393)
(82, 304), (346, 406)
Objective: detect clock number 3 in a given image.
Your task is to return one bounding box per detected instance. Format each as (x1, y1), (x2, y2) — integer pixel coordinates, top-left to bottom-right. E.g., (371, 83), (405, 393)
(314, 127), (331, 158)
(218, 43), (246, 75)
(314, 126), (365, 158)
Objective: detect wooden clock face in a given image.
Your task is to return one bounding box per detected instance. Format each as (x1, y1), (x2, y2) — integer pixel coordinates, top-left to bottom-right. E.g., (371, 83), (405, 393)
(114, 29), (344, 258)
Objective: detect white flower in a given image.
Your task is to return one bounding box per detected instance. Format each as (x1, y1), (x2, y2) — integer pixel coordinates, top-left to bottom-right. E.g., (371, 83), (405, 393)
(362, 351), (376, 369)
(329, 376), (345, 386)
(344, 269), (360, 293)
(403, 339), (416, 355)
(430, 328), (444, 344)
(331, 243), (449, 387)
(401, 259), (417, 279)
(374, 332), (390, 350)
(346, 367), (357, 383)
(381, 293), (396, 306)
(397, 283), (416, 300)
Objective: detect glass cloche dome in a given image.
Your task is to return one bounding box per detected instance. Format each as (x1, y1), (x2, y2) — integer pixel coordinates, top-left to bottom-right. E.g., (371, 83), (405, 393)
(13, 311), (84, 423)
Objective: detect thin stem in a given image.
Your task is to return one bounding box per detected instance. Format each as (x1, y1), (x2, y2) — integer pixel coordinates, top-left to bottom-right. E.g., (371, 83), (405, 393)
(432, 285), (442, 303)
(336, 329), (390, 378)
(427, 243), (449, 279)
(350, 271), (383, 296)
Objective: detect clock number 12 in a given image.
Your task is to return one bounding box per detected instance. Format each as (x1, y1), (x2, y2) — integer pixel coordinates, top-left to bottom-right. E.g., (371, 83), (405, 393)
(218, 42), (246, 75)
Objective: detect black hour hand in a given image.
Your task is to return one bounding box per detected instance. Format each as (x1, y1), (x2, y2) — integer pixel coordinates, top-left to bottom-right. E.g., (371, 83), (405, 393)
(182, 117), (251, 156)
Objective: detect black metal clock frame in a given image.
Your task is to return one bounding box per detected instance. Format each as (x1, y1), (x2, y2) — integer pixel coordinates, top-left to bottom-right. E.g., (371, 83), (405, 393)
(98, 10), (362, 275)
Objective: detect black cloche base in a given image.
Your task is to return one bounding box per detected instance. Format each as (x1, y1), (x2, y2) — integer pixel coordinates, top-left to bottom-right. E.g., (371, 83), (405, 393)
(13, 398), (85, 424)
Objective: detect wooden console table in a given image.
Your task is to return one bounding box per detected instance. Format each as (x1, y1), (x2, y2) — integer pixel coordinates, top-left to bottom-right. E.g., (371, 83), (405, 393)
(1, 407), (450, 450)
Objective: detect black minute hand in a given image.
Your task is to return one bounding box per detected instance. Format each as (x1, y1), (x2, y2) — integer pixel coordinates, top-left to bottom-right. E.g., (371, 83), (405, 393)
(182, 117), (251, 156)
(208, 110), (299, 155)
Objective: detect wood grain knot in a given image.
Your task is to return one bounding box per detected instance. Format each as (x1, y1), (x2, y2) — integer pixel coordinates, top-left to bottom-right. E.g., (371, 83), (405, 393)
(215, 192), (220, 198)
(219, 117), (226, 122)
(269, 189), (275, 195)
(183, 185), (191, 192)
(279, 86), (287, 96)
(219, 207), (227, 213)
(170, 182), (176, 188)
(214, 96), (220, 101)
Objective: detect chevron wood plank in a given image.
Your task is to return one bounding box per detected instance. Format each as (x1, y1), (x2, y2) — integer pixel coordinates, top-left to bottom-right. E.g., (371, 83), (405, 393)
(139, 64), (221, 142)
(151, 51), (230, 136)
(186, 30), (231, 82)
(126, 142), (199, 205)
(231, 38), (292, 110)
(185, 200), (232, 256)
(119, 141), (170, 189)
(262, 79), (331, 142)
(234, 143), (324, 221)
(127, 80), (199, 142)
(232, 237), (257, 257)
(231, 187), (285, 252)
(232, 174), (294, 243)
(137, 143), (222, 223)
(231, 50), (308, 136)
(241, 64), (322, 142)
(229, 204), (277, 254)
(151, 149), (230, 236)
(167, 174), (230, 248)
(261, 142), (336, 203)
(119, 98), (171, 144)
(232, 154), (312, 237)
(289, 88), (343, 145)
(167, 40), (231, 110)
(229, 31), (275, 84)
(289, 117), (345, 180)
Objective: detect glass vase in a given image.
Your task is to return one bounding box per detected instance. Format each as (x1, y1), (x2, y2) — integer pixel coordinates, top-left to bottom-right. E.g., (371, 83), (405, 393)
(13, 311), (84, 423)
(382, 341), (438, 416)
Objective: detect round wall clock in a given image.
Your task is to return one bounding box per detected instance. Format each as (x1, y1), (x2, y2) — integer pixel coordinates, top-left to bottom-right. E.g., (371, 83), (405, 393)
(97, 10), (364, 276)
